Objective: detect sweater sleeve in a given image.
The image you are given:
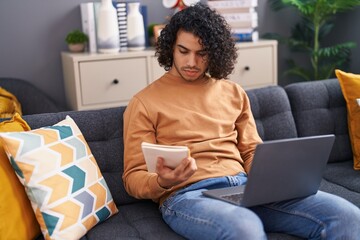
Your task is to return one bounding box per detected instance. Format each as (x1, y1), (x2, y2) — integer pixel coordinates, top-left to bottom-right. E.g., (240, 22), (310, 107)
(122, 97), (172, 202)
(235, 89), (263, 174)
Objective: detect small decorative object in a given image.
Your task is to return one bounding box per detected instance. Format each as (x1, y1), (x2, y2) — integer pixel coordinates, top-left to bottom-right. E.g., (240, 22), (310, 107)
(162, 0), (180, 9)
(97, 0), (120, 53)
(114, 2), (128, 50)
(65, 29), (88, 53)
(127, 2), (145, 51)
(162, 0), (200, 12)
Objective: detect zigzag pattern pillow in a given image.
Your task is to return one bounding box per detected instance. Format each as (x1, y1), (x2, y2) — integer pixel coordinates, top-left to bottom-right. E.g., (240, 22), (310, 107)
(0, 116), (118, 239)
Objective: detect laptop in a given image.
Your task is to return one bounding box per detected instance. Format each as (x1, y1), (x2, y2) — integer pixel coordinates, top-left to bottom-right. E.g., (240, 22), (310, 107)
(202, 134), (335, 207)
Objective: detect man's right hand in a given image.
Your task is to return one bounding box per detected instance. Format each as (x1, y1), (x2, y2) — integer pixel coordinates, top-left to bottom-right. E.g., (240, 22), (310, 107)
(156, 156), (197, 189)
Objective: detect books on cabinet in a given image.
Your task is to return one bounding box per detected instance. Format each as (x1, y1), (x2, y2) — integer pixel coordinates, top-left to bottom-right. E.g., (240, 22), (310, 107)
(207, 0), (259, 42)
(80, 2), (97, 53)
(207, 0), (258, 9)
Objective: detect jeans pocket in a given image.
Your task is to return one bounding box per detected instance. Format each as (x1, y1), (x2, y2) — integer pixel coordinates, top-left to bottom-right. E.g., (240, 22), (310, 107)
(160, 191), (178, 211)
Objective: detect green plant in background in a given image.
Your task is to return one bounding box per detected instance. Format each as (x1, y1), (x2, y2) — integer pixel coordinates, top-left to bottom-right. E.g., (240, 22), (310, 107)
(65, 30), (89, 44)
(147, 23), (158, 46)
(264, 0), (360, 81)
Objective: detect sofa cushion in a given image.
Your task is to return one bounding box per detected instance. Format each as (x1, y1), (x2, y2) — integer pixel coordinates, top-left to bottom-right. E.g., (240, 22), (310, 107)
(285, 79), (352, 163)
(0, 113), (41, 240)
(335, 70), (360, 170)
(246, 86), (297, 141)
(81, 201), (184, 240)
(323, 161), (360, 195)
(0, 115), (118, 239)
(320, 176), (360, 207)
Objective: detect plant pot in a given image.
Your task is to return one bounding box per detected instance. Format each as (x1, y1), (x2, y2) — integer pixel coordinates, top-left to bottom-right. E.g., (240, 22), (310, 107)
(68, 43), (85, 53)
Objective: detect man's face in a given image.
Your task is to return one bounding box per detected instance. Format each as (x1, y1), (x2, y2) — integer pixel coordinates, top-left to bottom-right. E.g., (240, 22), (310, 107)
(168, 29), (209, 82)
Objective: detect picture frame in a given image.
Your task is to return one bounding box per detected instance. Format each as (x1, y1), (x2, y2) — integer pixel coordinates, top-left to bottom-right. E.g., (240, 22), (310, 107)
(153, 24), (166, 42)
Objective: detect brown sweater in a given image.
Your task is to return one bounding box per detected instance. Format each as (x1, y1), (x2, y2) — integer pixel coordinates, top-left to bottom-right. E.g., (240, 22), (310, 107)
(123, 73), (262, 204)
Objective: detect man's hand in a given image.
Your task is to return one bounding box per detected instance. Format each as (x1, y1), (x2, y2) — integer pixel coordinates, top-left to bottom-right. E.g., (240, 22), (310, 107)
(156, 156), (197, 189)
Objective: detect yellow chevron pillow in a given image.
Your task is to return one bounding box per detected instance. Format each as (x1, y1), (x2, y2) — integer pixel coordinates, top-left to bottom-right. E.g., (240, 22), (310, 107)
(335, 69), (360, 170)
(0, 116), (118, 239)
(0, 113), (41, 240)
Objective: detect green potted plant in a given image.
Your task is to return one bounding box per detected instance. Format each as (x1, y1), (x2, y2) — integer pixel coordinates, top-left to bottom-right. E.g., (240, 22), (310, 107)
(65, 29), (89, 53)
(264, 0), (360, 81)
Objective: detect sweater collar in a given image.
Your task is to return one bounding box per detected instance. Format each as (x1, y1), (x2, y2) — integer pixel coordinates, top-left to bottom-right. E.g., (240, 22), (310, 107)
(161, 72), (213, 86)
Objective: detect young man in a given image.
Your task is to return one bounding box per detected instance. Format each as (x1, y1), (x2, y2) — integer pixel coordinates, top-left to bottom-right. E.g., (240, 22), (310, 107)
(123, 3), (360, 239)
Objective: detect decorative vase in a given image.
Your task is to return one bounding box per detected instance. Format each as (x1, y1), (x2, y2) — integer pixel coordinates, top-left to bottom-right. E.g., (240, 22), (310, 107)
(127, 2), (145, 51)
(97, 0), (120, 53)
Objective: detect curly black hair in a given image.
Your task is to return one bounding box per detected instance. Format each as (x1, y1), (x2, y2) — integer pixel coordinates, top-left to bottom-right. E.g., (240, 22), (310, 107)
(155, 3), (238, 80)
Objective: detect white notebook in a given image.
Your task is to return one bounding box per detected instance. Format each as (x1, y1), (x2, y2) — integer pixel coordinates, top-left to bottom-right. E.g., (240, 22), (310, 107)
(141, 142), (190, 172)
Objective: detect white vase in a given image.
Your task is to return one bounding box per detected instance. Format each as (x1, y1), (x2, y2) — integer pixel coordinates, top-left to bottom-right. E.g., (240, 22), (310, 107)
(127, 2), (145, 51)
(97, 0), (120, 53)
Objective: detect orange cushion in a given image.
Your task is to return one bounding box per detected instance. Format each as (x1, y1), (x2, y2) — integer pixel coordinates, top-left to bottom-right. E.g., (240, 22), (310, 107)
(335, 69), (360, 170)
(0, 87), (22, 118)
(0, 113), (41, 239)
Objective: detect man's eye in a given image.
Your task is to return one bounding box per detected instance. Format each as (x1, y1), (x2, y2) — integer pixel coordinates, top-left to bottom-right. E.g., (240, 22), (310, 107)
(179, 50), (188, 54)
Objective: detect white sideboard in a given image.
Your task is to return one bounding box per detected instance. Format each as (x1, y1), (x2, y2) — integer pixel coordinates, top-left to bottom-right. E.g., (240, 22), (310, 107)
(229, 40), (278, 89)
(61, 40), (277, 110)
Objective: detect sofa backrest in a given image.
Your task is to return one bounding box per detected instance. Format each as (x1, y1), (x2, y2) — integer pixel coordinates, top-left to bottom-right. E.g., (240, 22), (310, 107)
(0, 78), (64, 114)
(21, 79), (352, 207)
(23, 107), (139, 206)
(21, 86), (299, 207)
(285, 78), (352, 162)
(246, 85), (298, 141)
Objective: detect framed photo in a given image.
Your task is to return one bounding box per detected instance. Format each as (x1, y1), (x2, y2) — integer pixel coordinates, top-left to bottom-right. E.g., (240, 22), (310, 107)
(153, 24), (166, 42)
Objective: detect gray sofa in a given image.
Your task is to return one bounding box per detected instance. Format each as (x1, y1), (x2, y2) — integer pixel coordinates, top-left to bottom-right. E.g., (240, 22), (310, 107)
(25, 78), (359, 240)
(0, 78), (64, 114)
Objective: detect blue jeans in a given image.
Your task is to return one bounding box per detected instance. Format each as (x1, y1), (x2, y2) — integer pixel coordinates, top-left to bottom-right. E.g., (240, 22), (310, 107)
(160, 173), (360, 240)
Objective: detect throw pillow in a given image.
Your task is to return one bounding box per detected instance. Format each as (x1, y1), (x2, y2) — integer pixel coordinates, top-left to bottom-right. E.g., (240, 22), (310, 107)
(0, 113), (41, 240)
(0, 87), (22, 118)
(0, 116), (118, 239)
(335, 69), (360, 170)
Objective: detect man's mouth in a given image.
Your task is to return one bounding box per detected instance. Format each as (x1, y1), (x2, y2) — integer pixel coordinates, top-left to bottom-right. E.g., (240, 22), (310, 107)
(183, 68), (199, 76)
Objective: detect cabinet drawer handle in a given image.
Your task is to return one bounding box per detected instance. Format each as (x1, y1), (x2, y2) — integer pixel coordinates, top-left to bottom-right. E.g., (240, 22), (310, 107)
(112, 79), (119, 84)
(244, 66), (250, 71)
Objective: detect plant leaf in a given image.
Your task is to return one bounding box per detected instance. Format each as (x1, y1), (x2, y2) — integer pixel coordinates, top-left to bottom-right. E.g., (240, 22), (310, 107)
(318, 42), (356, 58)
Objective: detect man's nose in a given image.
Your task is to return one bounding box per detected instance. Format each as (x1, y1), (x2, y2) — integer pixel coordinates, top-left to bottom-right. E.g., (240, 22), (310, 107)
(187, 53), (197, 67)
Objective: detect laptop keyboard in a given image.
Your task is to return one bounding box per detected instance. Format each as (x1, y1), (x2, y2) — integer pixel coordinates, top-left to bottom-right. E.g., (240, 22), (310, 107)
(220, 193), (244, 204)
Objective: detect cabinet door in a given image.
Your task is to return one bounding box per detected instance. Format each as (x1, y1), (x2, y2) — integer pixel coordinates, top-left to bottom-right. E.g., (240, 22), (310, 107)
(79, 57), (148, 106)
(150, 56), (165, 82)
(229, 46), (275, 88)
